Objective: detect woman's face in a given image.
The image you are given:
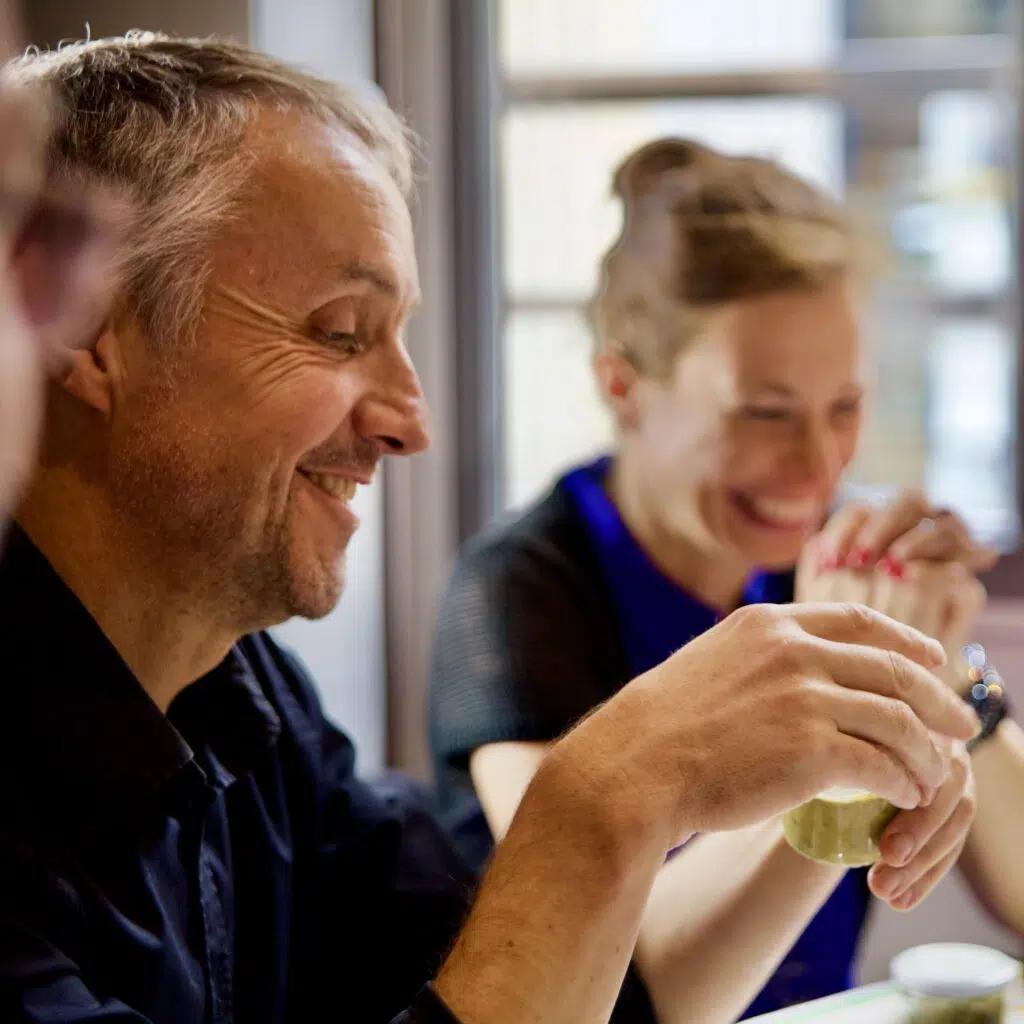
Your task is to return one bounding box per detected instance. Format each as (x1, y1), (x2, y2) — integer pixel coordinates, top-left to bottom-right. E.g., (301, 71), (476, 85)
(624, 279), (866, 570)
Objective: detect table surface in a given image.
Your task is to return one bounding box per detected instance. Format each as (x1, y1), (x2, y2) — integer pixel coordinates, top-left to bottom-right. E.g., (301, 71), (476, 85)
(749, 981), (1024, 1022)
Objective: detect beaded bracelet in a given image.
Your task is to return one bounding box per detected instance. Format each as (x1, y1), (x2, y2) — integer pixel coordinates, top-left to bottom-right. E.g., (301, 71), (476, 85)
(960, 643), (1011, 752)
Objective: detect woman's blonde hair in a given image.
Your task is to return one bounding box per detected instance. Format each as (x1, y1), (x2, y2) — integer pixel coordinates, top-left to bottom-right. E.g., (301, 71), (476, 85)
(590, 137), (869, 377)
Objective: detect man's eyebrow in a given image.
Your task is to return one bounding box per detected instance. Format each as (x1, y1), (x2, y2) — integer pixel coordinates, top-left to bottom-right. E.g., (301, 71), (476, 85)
(329, 259), (421, 310)
(330, 260), (399, 295)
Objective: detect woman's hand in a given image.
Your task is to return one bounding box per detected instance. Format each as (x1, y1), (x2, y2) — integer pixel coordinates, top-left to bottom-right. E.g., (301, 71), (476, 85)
(809, 490), (997, 575)
(797, 550), (986, 691)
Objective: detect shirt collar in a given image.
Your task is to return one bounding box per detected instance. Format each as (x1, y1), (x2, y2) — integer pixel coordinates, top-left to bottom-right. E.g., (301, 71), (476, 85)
(561, 457), (793, 677)
(0, 523), (280, 844)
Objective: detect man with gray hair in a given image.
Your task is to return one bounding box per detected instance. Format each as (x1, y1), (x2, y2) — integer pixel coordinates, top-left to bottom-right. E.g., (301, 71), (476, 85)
(0, 32), (978, 1024)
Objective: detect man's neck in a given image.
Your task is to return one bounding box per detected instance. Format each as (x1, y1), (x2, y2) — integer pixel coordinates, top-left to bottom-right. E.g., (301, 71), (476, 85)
(606, 457), (751, 615)
(17, 472), (236, 713)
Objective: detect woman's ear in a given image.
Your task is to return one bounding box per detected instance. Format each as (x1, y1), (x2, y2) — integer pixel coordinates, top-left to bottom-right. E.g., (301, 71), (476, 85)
(594, 348), (642, 431)
(54, 324), (121, 416)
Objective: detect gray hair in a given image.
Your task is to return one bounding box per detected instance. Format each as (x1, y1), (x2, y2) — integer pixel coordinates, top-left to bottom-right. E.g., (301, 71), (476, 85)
(5, 31), (415, 345)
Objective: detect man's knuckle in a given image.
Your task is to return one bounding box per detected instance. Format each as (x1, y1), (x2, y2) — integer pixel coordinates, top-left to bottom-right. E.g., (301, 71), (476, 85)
(890, 700), (917, 742)
(887, 651), (914, 697)
(764, 625), (811, 672)
(737, 602), (778, 632)
(842, 602), (877, 635)
(786, 684), (821, 723)
(807, 729), (840, 772)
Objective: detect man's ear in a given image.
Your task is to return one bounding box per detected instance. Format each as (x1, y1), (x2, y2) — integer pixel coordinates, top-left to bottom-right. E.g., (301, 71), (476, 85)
(594, 348), (642, 431)
(55, 324), (121, 416)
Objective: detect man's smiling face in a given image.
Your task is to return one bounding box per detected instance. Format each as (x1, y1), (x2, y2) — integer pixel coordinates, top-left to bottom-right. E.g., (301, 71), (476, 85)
(104, 109), (429, 629)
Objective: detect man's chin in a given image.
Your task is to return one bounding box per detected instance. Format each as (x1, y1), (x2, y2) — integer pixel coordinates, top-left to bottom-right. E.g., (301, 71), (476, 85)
(282, 563), (347, 622)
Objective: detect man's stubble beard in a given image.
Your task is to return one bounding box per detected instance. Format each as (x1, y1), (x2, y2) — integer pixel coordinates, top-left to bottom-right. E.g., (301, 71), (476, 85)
(109, 427), (345, 633)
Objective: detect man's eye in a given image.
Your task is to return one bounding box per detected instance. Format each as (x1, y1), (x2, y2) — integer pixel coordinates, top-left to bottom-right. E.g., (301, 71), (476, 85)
(315, 329), (362, 355)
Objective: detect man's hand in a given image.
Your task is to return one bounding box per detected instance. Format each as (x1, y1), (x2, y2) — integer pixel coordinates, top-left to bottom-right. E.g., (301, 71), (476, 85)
(434, 603), (978, 1023)
(870, 740), (975, 910)
(567, 602), (978, 846)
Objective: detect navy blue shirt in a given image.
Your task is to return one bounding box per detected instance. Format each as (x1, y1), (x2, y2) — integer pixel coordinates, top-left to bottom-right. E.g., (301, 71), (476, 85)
(0, 525), (469, 1023)
(562, 457), (872, 1018)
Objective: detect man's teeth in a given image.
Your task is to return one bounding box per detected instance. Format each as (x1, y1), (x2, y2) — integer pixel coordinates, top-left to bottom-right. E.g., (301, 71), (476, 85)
(749, 497), (818, 525)
(304, 472), (357, 501)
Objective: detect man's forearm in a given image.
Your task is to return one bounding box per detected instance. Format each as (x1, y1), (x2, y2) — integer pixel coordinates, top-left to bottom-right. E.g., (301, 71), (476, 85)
(434, 742), (671, 1023)
(635, 821), (845, 1024)
(960, 719), (1024, 934)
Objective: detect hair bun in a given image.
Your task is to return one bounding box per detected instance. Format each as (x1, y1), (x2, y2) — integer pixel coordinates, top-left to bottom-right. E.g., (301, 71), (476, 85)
(612, 137), (715, 203)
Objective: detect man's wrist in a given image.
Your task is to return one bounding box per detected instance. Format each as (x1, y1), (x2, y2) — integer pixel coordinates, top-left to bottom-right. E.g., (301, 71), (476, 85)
(433, 728), (670, 1023)
(550, 694), (689, 864)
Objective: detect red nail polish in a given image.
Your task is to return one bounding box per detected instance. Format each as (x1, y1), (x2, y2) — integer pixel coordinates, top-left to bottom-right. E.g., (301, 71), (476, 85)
(848, 547), (872, 569)
(880, 555), (905, 579)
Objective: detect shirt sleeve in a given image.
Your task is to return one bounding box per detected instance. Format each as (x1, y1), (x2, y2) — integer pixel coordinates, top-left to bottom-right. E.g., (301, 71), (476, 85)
(429, 533), (615, 779)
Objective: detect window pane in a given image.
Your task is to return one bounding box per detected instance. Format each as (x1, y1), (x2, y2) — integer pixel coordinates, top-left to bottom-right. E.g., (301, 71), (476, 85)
(502, 100), (843, 303)
(504, 310), (613, 508)
(926, 318), (1018, 545)
(498, 0), (842, 77)
(919, 91), (1013, 297)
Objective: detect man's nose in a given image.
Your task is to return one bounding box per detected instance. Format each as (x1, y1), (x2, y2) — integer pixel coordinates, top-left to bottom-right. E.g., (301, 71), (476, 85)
(357, 343), (431, 457)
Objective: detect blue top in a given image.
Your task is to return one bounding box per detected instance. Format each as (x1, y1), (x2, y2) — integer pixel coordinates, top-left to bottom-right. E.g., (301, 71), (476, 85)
(563, 456), (872, 1019)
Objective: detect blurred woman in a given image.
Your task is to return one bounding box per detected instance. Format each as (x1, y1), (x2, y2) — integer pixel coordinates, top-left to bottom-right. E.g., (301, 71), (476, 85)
(430, 138), (1024, 1022)
(0, 6), (119, 526)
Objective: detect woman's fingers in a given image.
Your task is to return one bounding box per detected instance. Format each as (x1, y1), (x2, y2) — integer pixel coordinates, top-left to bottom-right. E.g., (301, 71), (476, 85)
(847, 489), (932, 566)
(869, 568), (946, 640)
(815, 503), (873, 568)
(887, 515), (997, 570)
